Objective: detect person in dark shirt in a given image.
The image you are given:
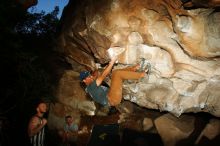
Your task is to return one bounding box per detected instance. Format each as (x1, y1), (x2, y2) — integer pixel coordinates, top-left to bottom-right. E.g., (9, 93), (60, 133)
(80, 56), (148, 107)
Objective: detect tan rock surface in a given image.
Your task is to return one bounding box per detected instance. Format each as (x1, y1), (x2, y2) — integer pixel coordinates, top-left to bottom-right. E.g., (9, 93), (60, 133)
(155, 113), (195, 146)
(56, 0), (220, 118)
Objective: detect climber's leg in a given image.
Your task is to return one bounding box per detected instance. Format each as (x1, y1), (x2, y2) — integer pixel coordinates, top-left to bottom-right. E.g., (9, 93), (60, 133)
(108, 69), (144, 106)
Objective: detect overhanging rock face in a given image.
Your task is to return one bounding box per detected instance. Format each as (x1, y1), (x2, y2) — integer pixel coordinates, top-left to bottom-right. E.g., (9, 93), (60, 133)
(56, 0), (220, 117)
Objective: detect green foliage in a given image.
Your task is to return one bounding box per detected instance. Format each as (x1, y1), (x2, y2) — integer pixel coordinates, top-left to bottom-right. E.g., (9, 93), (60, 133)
(0, 2), (62, 145)
(0, 2), (60, 116)
(15, 7), (60, 104)
(15, 6), (59, 37)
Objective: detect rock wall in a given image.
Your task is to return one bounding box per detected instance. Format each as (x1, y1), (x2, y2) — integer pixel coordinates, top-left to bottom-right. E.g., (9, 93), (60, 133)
(53, 0), (220, 119)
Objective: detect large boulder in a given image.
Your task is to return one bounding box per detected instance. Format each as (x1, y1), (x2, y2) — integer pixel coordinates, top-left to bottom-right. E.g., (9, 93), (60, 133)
(54, 0), (220, 121)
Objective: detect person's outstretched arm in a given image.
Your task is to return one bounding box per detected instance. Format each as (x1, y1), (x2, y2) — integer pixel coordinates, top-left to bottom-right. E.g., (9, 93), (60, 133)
(96, 57), (117, 86)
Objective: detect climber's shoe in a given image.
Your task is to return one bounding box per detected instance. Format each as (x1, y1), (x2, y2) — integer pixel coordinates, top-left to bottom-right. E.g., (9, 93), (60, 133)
(138, 58), (149, 73)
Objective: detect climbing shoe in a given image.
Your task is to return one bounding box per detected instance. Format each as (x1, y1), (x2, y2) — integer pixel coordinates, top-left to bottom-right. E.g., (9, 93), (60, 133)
(137, 58), (151, 82)
(138, 58), (150, 73)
